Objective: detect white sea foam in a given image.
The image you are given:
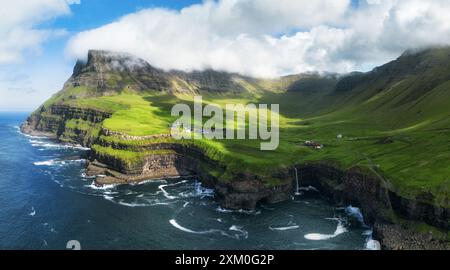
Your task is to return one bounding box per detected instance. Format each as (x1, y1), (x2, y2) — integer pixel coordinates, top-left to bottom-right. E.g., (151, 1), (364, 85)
(229, 225), (248, 239)
(193, 182), (214, 197)
(19, 129), (46, 139)
(117, 201), (151, 207)
(169, 219), (230, 237)
(158, 180), (188, 200)
(269, 225), (300, 231)
(158, 185), (177, 200)
(80, 172), (95, 179)
(28, 207), (36, 216)
(28, 138), (90, 151)
(298, 186), (319, 192)
(86, 181), (116, 190)
(103, 194), (114, 200)
(34, 160), (55, 166)
(34, 159), (86, 166)
(345, 205), (365, 224)
(216, 207), (261, 215)
(304, 221), (347, 241)
(130, 179), (167, 186)
(170, 219), (199, 234)
(365, 239), (381, 250)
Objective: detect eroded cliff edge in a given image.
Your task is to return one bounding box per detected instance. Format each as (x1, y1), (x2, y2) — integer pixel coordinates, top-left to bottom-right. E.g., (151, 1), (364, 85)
(20, 49), (450, 249)
(21, 108), (449, 249)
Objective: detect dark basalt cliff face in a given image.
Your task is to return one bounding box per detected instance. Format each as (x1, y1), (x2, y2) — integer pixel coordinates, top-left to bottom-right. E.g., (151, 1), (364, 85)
(21, 104), (111, 146)
(296, 164), (449, 249)
(67, 50), (173, 93)
(65, 50), (249, 95)
(171, 69), (248, 93)
(88, 136), (293, 210)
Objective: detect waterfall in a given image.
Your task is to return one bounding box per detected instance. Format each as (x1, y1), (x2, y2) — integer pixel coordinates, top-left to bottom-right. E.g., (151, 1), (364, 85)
(294, 167), (301, 195)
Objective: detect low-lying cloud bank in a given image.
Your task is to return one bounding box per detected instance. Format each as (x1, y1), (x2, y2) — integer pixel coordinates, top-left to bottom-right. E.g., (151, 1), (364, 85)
(64, 0), (450, 77)
(59, 0), (450, 77)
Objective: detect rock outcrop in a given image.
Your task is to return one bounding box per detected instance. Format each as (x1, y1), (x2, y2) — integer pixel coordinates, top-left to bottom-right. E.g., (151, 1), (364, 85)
(67, 50), (173, 93)
(21, 104), (111, 146)
(63, 50), (254, 95)
(295, 163), (449, 250)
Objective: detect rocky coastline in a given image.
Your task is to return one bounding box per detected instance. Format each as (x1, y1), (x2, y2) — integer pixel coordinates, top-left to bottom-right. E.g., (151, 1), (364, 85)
(20, 107), (449, 250)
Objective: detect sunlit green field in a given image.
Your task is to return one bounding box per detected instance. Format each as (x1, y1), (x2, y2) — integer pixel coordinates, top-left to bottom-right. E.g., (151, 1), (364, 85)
(51, 86), (450, 209)
(44, 48), (450, 209)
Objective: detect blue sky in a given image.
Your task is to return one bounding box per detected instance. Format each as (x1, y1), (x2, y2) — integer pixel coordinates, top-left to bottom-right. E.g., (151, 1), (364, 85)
(0, 0), (201, 112)
(1, 0), (450, 112)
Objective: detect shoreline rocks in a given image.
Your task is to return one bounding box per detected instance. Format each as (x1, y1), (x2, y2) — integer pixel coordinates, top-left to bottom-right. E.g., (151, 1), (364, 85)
(20, 118), (449, 250)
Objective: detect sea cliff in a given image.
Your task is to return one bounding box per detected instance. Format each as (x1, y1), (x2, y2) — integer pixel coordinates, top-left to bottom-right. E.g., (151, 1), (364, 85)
(21, 48), (450, 250)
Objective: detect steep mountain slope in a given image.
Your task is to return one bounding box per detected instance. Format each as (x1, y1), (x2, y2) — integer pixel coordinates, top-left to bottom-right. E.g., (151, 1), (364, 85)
(22, 47), (450, 249)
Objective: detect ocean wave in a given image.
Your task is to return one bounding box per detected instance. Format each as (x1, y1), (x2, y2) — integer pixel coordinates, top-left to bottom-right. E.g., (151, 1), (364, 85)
(169, 219), (211, 234)
(229, 225), (248, 239)
(34, 159), (86, 166)
(158, 180), (188, 200)
(116, 201), (152, 207)
(28, 207), (36, 216)
(28, 138), (90, 151)
(169, 219), (229, 236)
(17, 129), (47, 139)
(103, 195), (114, 201)
(365, 239), (381, 250)
(269, 225), (300, 231)
(193, 182), (214, 197)
(178, 181), (214, 199)
(298, 186), (319, 192)
(169, 219), (245, 240)
(216, 207), (261, 215)
(34, 160), (55, 166)
(304, 221), (348, 241)
(130, 179), (167, 186)
(80, 172), (96, 179)
(344, 206), (365, 224)
(85, 181), (117, 190)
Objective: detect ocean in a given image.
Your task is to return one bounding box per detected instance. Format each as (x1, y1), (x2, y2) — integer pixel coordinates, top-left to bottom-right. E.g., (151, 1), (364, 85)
(0, 113), (376, 250)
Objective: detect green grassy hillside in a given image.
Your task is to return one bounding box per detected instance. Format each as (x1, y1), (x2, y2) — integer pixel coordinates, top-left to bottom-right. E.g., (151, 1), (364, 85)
(35, 47), (450, 208)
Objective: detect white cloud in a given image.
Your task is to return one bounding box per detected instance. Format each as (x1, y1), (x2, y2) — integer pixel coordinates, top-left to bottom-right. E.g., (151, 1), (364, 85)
(66, 0), (353, 77)
(0, 0), (80, 111)
(60, 0), (450, 77)
(66, 0), (450, 76)
(0, 0), (78, 64)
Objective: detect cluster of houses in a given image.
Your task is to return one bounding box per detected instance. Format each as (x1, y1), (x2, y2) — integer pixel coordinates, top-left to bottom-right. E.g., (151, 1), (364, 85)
(171, 122), (226, 136)
(304, 140), (324, 150)
(303, 134), (342, 150)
